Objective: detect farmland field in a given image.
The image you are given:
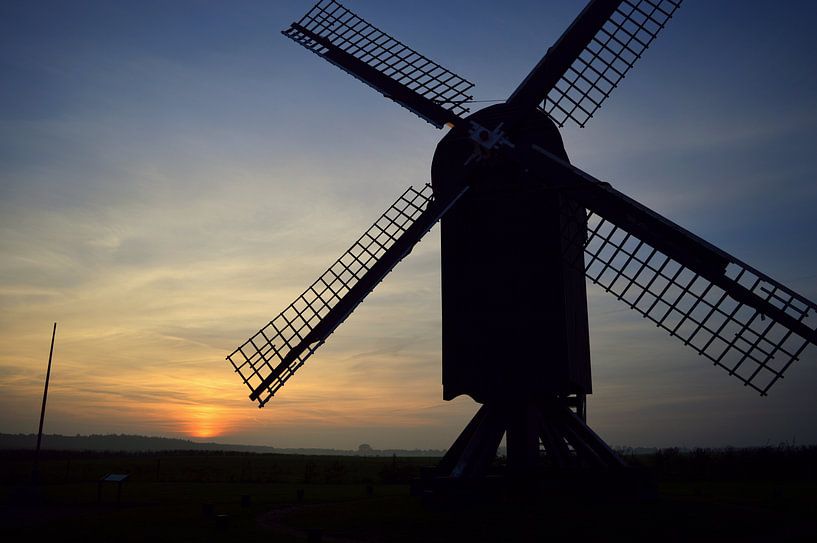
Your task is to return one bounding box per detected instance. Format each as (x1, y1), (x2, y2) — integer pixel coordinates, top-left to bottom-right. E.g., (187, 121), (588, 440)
(1, 448), (816, 542)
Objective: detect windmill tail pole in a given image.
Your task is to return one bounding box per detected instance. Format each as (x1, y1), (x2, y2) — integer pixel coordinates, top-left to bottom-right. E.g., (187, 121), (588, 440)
(33, 322), (57, 484)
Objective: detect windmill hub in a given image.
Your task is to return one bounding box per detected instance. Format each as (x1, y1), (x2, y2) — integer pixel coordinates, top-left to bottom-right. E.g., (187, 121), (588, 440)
(431, 104), (567, 196)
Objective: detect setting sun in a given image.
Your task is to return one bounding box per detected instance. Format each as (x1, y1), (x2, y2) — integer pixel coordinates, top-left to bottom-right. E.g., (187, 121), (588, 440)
(185, 406), (227, 439)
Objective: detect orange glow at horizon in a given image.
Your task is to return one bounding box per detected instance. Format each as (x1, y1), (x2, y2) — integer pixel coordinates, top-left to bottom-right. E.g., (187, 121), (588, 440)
(184, 405), (227, 439)
(182, 405), (233, 438)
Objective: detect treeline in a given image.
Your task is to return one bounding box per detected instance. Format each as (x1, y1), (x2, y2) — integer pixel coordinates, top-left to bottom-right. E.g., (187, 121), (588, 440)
(0, 433), (276, 453)
(0, 433), (445, 457)
(0, 449), (438, 485)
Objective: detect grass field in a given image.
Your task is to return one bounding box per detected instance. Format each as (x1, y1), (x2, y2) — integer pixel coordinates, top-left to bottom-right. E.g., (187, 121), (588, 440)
(2, 448), (816, 542)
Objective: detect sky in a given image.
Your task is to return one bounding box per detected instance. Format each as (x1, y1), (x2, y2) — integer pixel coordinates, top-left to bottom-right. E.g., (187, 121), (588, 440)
(1, 0), (817, 450)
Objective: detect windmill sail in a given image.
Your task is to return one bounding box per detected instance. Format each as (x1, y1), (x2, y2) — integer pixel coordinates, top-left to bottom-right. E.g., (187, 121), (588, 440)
(227, 184), (467, 407)
(283, 0), (475, 128)
(574, 209), (814, 394)
(529, 147), (817, 395)
(508, 0), (682, 127)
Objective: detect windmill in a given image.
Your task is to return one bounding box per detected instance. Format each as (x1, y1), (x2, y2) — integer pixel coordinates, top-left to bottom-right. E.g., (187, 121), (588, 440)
(227, 0), (817, 479)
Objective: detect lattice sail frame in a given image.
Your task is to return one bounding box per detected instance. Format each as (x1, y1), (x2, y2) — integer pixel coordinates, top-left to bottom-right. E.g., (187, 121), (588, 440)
(544, 0), (683, 127)
(228, 185), (436, 407)
(560, 204), (817, 395)
(282, 0), (474, 124)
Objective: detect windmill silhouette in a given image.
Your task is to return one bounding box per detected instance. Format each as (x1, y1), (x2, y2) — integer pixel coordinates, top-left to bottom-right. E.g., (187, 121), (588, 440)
(227, 0), (817, 479)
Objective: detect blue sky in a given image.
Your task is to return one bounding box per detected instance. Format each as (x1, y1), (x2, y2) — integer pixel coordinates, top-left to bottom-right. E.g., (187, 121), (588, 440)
(1, 0), (817, 449)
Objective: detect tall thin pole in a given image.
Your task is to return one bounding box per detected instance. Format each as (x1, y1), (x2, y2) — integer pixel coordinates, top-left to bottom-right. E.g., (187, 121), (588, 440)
(33, 322), (57, 483)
